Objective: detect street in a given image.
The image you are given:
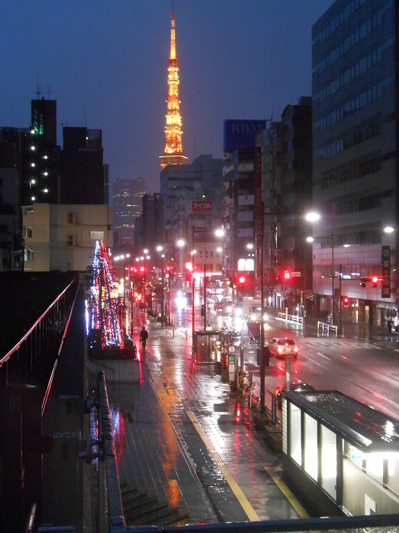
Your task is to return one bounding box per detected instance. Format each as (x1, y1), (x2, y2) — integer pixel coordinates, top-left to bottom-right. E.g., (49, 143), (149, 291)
(243, 322), (399, 420)
(112, 297), (399, 525)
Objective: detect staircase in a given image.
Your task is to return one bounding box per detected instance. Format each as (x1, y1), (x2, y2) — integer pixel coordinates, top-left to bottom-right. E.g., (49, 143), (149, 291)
(120, 484), (189, 527)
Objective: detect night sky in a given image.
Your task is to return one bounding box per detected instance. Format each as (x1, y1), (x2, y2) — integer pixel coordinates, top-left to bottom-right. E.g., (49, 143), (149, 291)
(1, 1), (335, 194)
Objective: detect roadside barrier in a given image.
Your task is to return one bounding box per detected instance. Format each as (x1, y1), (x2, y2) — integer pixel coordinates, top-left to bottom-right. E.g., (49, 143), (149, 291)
(277, 312), (304, 327)
(317, 321), (338, 337)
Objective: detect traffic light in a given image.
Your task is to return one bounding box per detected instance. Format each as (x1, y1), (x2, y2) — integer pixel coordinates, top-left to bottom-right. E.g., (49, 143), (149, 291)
(342, 296), (350, 307)
(371, 275), (378, 287)
(237, 274), (248, 285)
(235, 273), (249, 294)
(283, 269), (291, 281)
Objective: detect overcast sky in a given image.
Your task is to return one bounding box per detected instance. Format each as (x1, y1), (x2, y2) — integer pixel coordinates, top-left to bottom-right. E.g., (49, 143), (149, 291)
(1, 1), (335, 194)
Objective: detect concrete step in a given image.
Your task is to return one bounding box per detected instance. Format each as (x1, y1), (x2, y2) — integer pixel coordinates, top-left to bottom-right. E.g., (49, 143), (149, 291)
(120, 484), (188, 526)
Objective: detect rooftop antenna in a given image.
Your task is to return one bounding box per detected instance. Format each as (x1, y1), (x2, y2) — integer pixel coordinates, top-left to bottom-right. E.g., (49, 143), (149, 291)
(36, 74), (41, 99)
(46, 85), (52, 99)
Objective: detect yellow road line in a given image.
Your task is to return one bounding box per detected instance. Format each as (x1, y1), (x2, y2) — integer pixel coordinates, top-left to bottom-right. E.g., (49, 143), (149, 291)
(185, 407), (259, 522)
(265, 466), (309, 518)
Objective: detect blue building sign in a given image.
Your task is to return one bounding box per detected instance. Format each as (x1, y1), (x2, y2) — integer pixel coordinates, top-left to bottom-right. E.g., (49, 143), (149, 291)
(223, 119), (266, 152)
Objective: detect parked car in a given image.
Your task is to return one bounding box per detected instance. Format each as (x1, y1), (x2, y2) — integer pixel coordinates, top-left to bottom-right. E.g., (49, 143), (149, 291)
(275, 381), (315, 408)
(267, 337), (299, 358)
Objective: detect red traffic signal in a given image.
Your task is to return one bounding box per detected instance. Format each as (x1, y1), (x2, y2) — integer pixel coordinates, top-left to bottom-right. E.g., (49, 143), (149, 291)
(342, 296), (350, 307)
(235, 273), (250, 293)
(283, 269), (291, 281)
(371, 275), (378, 287)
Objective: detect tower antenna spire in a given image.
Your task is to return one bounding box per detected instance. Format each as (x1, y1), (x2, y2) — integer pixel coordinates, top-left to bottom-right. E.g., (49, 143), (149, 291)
(159, 7), (187, 168)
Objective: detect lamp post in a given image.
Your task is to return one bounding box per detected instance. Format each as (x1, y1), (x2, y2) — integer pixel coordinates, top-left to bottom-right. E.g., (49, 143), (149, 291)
(156, 245), (165, 327)
(176, 239), (185, 288)
(190, 231), (197, 358)
(305, 212), (336, 326)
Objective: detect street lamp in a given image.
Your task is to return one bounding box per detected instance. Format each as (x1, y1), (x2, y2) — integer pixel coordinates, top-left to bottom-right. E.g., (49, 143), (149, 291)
(190, 246), (197, 357)
(176, 239), (185, 287)
(305, 211), (336, 326)
(156, 245), (165, 327)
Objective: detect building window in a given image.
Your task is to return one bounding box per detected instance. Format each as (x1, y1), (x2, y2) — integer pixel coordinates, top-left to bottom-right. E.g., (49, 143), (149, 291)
(67, 235), (76, 246)
(289, 403), (302, 466)
(304, 413), (318, 481)
(90, 231), (104, 241)
(321, 426), (337, 499)
(67, 212), (76, 224)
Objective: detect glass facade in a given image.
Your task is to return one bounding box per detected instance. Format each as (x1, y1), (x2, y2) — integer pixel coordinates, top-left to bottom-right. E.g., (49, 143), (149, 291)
(311, 0), (398, 321)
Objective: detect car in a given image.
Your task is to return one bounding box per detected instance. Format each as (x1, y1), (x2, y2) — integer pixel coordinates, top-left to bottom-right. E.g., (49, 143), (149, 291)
(275, 381), (315, 408)
(267, 337), (299, 358)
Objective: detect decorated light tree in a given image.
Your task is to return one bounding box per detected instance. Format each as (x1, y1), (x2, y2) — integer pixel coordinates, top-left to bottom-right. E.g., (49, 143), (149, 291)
(90, 240), (124, 350)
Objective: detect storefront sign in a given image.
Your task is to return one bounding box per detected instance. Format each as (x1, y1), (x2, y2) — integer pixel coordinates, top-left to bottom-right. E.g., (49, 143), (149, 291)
(381, 245), (391, 298)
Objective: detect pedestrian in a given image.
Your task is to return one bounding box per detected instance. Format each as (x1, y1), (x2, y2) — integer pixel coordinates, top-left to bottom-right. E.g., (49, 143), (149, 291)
(140, 326), (148, 349)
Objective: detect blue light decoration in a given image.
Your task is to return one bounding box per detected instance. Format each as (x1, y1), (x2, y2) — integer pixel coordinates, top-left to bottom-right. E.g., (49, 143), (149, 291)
(89, 240), (124, 350)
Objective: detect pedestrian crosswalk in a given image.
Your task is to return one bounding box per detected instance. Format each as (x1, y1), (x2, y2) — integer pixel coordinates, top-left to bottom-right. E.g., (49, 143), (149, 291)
(300, 338), (382, 351)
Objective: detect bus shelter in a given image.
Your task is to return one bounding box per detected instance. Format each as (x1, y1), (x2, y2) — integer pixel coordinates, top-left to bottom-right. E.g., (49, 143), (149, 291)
(194, 330), (223, 363)
(282, 389), (399, 517)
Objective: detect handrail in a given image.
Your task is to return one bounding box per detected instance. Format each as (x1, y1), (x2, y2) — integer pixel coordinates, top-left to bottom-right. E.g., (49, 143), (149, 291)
(0, 274), (80, 368)
(41, 281), (80, 416)
(97, 371), (126, 532)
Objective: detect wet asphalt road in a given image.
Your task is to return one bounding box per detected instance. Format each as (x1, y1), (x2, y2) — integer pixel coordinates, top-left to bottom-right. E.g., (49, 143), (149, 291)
(110, 307), (301, 525)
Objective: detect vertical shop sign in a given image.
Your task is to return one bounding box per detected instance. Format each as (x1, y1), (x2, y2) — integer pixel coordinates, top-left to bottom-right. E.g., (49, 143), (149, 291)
(381, 245), (391, 298)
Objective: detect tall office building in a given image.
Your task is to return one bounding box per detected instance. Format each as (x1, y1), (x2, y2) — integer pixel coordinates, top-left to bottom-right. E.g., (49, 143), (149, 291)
(61, 127), (105, 204)
(256, 98), (313, 311)
(159, 9), (187, 168)
(0, 127), (22, 270)
(135, 193), (163, 252)
(312, 0), (397, 325)
(222, 119), (266, 276)
(160, 154), (223, 243)
(21, 99), (60, 206)
(112, 178), (145, 251)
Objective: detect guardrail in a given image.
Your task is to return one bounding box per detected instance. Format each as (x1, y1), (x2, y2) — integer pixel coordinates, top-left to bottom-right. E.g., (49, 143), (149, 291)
(317, 321), (338, 337)
(277, 311), (304, 327)
(97, 370), (126, 532)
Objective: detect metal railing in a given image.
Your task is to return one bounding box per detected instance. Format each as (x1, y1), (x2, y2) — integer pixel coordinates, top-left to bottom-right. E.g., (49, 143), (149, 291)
(0, 274), (80, 395)
(0, 274), (80, 533)
(317, 320), (338, 337)
(277, 311), (304, 327)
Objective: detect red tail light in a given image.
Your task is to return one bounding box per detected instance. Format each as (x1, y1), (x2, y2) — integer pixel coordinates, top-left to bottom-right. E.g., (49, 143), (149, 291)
(294, 346), (299, 353)
(277, 345), (283, 354)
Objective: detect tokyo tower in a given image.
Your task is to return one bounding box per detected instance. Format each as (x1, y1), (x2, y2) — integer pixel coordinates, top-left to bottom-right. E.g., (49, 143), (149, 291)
(159, 9), (188, 168)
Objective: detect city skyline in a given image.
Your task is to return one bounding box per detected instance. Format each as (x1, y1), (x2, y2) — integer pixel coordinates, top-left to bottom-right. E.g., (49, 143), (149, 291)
(1, 0), (334, 194)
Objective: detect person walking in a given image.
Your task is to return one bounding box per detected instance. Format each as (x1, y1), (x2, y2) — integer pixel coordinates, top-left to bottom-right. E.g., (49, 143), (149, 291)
(139, 326), (148, 351)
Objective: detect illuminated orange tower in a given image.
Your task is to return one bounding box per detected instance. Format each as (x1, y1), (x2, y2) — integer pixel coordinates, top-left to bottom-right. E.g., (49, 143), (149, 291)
(159, 9), (188, 168)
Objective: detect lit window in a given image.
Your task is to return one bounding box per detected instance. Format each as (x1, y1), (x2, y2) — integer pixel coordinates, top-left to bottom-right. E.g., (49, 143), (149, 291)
(91, 231), (104, 240)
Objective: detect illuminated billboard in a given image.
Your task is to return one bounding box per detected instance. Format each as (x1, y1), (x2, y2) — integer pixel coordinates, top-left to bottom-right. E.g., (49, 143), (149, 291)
(223, 119), (266, 152)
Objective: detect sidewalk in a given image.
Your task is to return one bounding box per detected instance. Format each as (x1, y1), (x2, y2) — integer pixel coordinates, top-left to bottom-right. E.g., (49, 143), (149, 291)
(105, 311), (301, 526)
